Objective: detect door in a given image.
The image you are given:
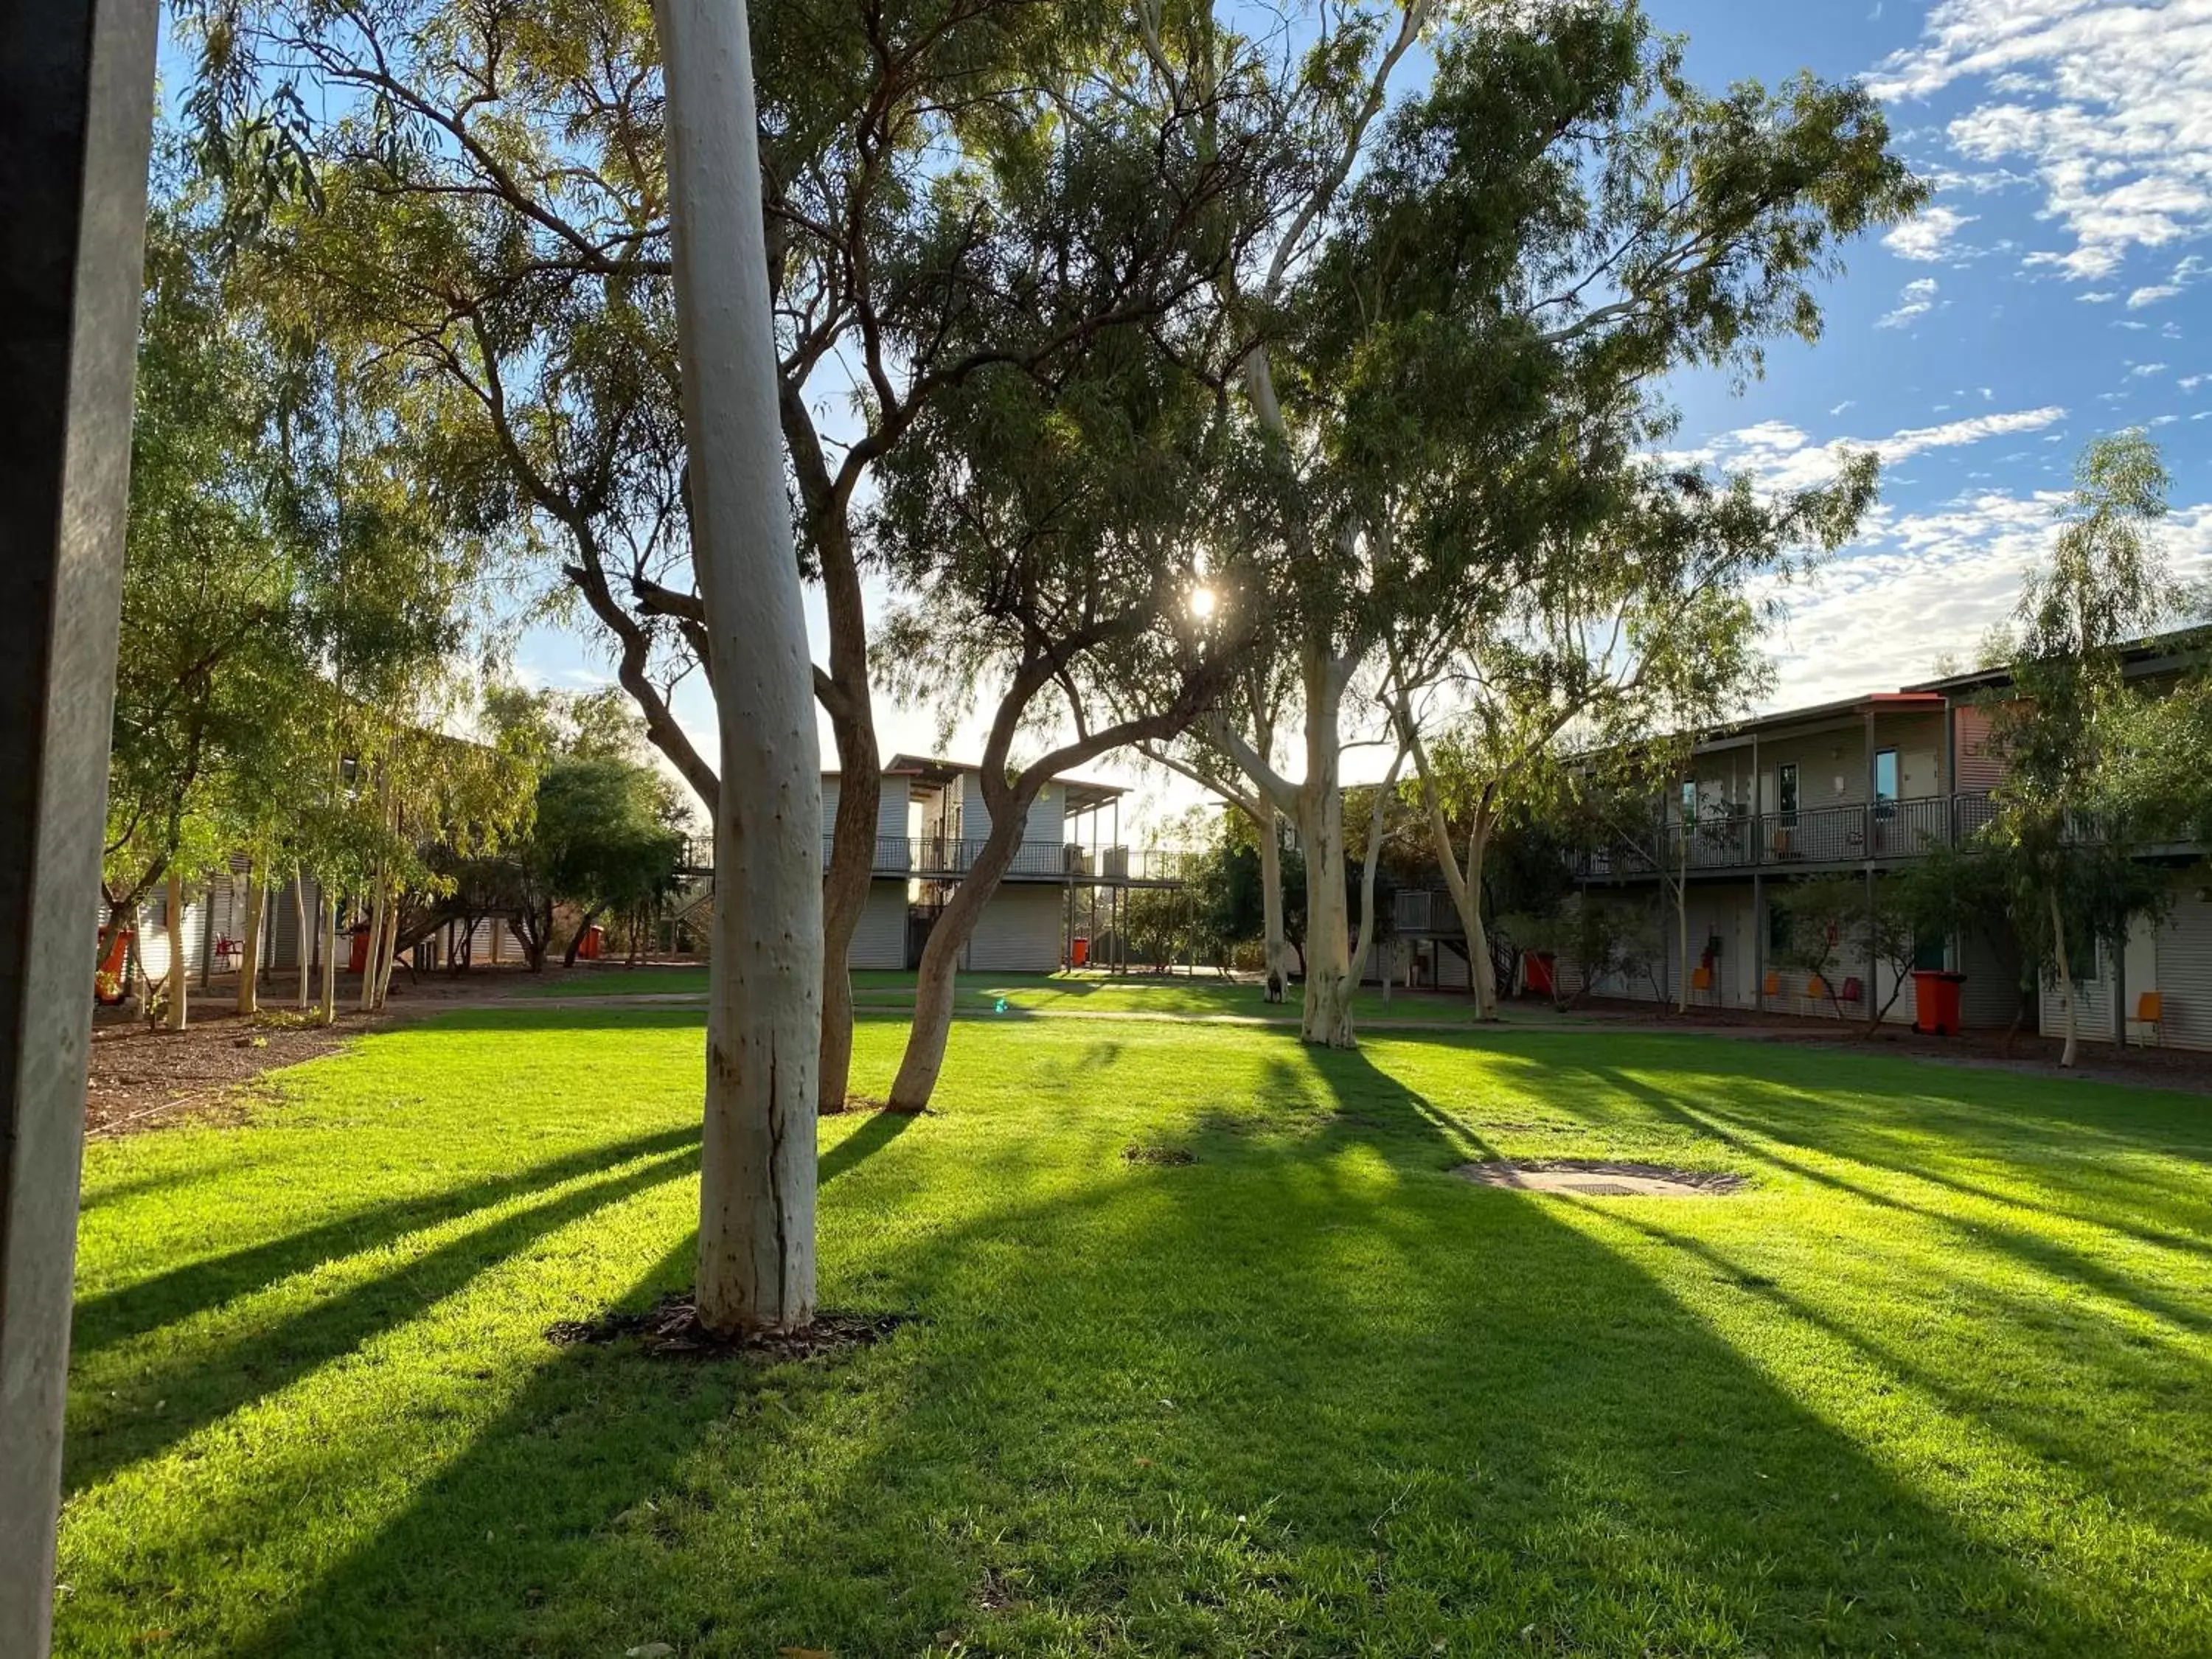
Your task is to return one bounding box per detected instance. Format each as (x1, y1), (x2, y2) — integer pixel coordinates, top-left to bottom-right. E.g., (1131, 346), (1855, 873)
(1774, 763), (1799, 860)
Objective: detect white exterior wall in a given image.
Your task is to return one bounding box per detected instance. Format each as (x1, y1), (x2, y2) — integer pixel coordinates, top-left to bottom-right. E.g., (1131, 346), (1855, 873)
(964, 883), (1064, 973)
(879, 776), (911, 841)
(847, 880), (909, 971)
(2152, 882), (2212, 1051)
(2042, 872), (2212, 1053)
(957, 772), (1065, 849)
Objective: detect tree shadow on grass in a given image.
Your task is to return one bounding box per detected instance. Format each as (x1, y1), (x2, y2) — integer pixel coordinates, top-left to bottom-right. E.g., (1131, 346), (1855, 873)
(1573, 1057), (2212, 1339)
(71, 1123), (702, 1366)
(66, 1141), (704, 1497)
(197, 1034), (2175, 1658)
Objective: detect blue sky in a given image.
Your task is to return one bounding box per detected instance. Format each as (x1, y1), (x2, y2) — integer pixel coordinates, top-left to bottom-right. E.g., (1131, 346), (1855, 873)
(509, 0), (2212, 823)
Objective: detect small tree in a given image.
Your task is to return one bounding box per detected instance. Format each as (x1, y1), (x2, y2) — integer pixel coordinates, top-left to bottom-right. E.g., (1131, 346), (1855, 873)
(1773, 879), (1861, 1021)
(1982, 433), (2176, 1066)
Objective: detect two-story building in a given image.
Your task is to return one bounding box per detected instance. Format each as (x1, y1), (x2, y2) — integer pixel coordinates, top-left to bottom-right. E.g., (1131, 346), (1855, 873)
(1565, 636), (2212, 1051)
(824, 754), (1135, 973)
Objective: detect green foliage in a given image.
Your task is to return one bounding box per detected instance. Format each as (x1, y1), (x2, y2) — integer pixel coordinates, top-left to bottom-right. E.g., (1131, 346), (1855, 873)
(109, 167), (509, 935)
(1979, 433), (2180, 1006)
(466, 690), (686, 967)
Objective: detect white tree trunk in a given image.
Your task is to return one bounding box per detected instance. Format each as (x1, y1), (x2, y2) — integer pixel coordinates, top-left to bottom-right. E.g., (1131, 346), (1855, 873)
(371, 901), (399, 1009)
(128, 902), (151, 1018)
(293, 872), (310, 1009)
(358, 874), (384, 1013)
(2048, 887), (2079, 1069)
(1257, 809), (1287, 991)
(1351, 745), (1406, 1010)
(164, 866), (188, 1032)
(1298, 645), (1355, 1048)
(658, 0), (823, 1335)
(236, 870), (265, 1016)
(320, 896), (339, 1026)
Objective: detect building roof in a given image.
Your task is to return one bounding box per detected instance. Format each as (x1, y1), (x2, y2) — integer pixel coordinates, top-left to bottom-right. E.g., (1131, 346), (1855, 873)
(832, 753), (1130, 811)
(1903, 624), (2209, 695)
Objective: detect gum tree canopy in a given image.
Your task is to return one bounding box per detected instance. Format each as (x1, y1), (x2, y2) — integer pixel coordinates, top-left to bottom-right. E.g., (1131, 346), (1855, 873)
(1149, 0), (1921, 1046)
(190, 0), (1263, 1117)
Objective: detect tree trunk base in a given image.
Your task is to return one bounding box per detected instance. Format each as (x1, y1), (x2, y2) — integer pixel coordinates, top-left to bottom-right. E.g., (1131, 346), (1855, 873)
(546, 1290), (906, 1358)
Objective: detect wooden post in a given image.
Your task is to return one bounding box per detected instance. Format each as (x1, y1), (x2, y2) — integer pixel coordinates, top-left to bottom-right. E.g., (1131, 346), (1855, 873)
(0, 0), (157, 1648)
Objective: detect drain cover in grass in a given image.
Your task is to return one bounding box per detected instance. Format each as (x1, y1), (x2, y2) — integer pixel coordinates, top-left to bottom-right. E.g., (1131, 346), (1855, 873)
(1454, 1160), (1745, 1197)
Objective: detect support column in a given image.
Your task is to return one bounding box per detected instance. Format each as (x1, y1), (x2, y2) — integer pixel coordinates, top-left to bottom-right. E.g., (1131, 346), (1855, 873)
(1750, 733), (1762, 1013)
(0, 0), (158, 1649)
(1865, 707), (1879, 1018)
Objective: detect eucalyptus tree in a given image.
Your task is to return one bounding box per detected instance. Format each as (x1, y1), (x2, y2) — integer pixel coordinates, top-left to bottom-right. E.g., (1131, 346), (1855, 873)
(103, 197), (305, 1014)
(196, 0), (1266, 1114)
(1979, 432), (2177, 1068)
(1158, 0), (1921, 1046)
(868, 300), (1264, 1111)
(1387, 458), (1877, 1019)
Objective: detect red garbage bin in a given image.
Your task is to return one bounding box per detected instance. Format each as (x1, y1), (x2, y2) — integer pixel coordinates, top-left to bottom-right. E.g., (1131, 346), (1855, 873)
(1525, 951), (1557, 998)
(348, 923), (372, 974)
(1071, 936), (1089, 967)
(577, 924), (605, 961)
(1912, 969), (1966, 1036)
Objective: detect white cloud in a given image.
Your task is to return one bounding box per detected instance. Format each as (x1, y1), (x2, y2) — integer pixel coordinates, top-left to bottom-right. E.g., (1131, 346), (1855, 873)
(1829, 399), (1857, 416)
(1766, 493), (2212, 708)
(1870, 1), (2212, 282)
(1668, 406), (2068, 495)
(2183, 374), (2207, 390)
(2079, 291), (2119, 303)
(2129, 284), (2183, 307)
(1876, 276), (1941, 329)
(2131, 361), (2171, 376)
(1883, 203), (1979, 261)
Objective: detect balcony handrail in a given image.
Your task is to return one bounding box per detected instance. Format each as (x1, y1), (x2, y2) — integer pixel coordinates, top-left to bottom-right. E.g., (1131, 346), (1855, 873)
(1573, 790), (2005, 879)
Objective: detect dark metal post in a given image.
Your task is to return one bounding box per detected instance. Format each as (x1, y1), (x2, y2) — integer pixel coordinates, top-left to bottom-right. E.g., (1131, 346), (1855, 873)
(0, 1), (157, 1651)
(1750, 732), (1762, 1013)
(1864, 707), (1879, 1016)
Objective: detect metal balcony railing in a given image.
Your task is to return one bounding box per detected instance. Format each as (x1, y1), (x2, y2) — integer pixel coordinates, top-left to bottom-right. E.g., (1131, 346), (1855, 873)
(770, 835), (1200, 884)
(1574, 790), (2003, 879)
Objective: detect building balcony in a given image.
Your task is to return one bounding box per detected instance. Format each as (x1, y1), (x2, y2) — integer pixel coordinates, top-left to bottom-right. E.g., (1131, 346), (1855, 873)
(768, 836), (1197, 885)
(1575, 791), (2003, 880)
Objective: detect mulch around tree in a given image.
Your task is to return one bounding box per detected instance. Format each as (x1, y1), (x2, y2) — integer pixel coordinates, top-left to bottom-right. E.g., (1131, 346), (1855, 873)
(85, 1006), (384, 1135)
(1454, 1159), (1747, 1198)
(546, 1292), (911, 1360)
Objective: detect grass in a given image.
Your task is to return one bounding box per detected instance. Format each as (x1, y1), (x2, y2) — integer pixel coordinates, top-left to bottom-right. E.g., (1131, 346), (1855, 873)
(527, 964), (1493, 1023)
(58, 1003), (2212, 1657)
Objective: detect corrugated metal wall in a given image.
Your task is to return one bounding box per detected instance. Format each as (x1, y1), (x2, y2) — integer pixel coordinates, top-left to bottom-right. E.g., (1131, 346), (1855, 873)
(847, 881), (908, 970)
(2152, 879), (2212, 1051)
(964, 884), (1063, 973)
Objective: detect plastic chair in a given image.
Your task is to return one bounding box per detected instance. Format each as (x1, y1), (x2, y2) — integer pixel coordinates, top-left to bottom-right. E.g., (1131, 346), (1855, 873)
(2130, 991), (2164, 1046)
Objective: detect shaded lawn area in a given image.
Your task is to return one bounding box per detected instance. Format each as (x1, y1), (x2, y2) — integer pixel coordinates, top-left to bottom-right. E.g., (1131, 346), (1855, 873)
(58, 1008), (2212, 1658)
(526, 964), (1489, 1023)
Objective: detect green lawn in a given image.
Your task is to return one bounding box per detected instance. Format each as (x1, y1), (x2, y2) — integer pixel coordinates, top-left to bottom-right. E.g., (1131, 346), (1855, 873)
(528, 964), (1491, 1023)
(59, 1005), (2212, 1656)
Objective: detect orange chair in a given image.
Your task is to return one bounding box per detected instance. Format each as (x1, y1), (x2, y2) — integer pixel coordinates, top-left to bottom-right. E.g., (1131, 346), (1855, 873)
(2130, 991), (2164, 1046)
(1690, 966), (1712, 992)
(1806, 974), (1827, 1000)
(1762, 970), (1781, 998)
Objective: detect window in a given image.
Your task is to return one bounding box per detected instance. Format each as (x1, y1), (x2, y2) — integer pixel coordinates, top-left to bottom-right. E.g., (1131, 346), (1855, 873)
(1874, 748), (1899, 818)
(1776, 762), (1798, 824)
(1680, 779), (1698, 824)
(1769, 904), (1794, 955)
(1913, 933), (1947, 972)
